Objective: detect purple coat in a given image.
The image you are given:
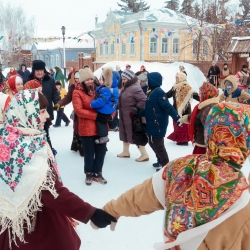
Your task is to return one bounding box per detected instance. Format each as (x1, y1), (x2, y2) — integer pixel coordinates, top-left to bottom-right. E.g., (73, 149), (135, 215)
(119, 81), (146, 144)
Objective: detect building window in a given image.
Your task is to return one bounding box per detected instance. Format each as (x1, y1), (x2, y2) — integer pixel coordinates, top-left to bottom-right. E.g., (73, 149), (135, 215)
(40, 55), (44, 61)
(100, 44), (103, 56)
(173, 38), (179, 54)
(150, 38), (157, 54)
(203, 39), (209, 58)
(105, 43), (109, 56)
(130, 40), (135, 55)
(56, 54), (60, 67)
(45, 55), (49, 67)
(121, 43), (126, 55)
(110, 43), (114, 56)
(193, 39), (198, 57)
(161, 38), (168, 54)
(50, 55), (54, 68)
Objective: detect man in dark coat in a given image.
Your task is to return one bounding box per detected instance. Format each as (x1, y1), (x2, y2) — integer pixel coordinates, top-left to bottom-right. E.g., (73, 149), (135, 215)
(27, 60), (60, 153)
(17, 63), (30, 83)
(138, 72), (181, 171)
(207, 61), (220, 87)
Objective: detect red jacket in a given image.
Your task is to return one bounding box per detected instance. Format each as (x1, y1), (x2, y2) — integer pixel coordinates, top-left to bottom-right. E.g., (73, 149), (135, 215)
(0, 176), (95, 250)
(72, 88), (98, 136)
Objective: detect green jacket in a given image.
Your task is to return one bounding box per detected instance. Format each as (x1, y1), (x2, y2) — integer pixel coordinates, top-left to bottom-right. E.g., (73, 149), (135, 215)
(55, 70), (67, 88)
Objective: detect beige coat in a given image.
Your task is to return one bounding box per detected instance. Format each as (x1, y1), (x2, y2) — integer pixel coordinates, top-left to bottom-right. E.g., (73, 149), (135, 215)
(104, 177), (250, 250)
(219, 75), (250, 104)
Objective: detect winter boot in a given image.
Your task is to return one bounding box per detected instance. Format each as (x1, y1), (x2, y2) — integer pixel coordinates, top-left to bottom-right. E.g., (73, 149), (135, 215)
(92, 172), (107, 184)
(85, 172), (93, 186)
(152, 162), (162, 168)
(117, 142), (130, 158)
(135, 146), (149, 162)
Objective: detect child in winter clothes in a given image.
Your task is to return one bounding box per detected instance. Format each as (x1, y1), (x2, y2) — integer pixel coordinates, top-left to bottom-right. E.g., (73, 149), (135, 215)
(90, 67), (120, 144)
(54, 80), (70, 127)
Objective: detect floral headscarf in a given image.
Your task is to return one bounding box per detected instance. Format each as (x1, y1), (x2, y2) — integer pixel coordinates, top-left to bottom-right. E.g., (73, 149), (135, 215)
(199, 81), (219, 102)
(174, 72), (194, 116)
(0, 89), (58, 247)
(162, 102), (249, 246)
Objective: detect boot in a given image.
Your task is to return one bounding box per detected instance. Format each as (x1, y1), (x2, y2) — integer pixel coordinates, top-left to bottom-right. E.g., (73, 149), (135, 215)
(117, 142), (130, 158)
(135, 146), (149, 162)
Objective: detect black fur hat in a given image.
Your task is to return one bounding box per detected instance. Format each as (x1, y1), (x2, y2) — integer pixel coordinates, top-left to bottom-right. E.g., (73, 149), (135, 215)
(32, 60), (46, 71)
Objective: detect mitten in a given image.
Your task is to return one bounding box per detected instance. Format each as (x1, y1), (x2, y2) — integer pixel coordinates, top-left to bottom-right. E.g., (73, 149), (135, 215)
(90, 208), (117, 228)
(53, 103), (61, 111)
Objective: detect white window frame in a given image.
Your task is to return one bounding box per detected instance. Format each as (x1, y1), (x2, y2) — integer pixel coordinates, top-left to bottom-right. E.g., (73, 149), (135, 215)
(202, 38), (210, 58)
(172, 35), (180, 56)
(50, 55), (54, 68)
(110, 43), (115, 56)
(150, 37), (157, 55)
(121, 42), (126, 57)
(100, 44), (103, 57)
(192, 36), (199, 58)
(56, 54), (60, 67)
(130, 39), (135, 56)
(161, 37), (169, 55)
(105, 42), (109, 57)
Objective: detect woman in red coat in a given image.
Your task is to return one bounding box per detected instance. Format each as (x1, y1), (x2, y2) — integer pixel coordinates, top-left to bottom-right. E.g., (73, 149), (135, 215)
(0, 89), (116, 250)
(72, 68), (112, 186)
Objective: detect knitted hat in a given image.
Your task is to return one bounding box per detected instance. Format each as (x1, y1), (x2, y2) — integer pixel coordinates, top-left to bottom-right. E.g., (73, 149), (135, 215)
(147, 72), (162, 89)
(121, 69), (135, 80)
(32, 60), (46, 71)
(79, 68), (94, 83)
(126, 64), (131, 68)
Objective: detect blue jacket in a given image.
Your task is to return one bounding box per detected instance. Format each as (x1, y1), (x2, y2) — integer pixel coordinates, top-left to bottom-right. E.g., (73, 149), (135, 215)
(91, 80), (119, 115)
(138, 72), (180, 137)
(17, 64), (30, 83)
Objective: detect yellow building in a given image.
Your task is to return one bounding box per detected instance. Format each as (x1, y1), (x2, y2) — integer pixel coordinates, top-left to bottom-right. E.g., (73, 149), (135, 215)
(91, 9), (213, 64)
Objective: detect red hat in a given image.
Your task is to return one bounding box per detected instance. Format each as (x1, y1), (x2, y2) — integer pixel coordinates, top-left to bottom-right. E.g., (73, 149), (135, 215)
(141, 65), (145, 69)
(126, 64), (131, 68)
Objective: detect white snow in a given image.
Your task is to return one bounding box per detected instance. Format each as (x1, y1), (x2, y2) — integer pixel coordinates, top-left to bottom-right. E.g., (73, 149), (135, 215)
(94, 61), (206, 92)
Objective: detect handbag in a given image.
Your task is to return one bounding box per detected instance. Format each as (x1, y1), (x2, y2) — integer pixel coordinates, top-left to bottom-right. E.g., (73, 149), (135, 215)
(132, 117), (148, 146)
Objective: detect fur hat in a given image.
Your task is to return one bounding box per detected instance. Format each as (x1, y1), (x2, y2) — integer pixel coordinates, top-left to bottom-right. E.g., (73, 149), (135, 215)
(121, 69), (135, 80)
(102, 67), (120, 88)
(32, 60), (46, 71)
(79, 68), (94, 83)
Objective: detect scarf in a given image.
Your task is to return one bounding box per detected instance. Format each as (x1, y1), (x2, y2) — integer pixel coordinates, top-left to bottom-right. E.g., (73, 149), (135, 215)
(188, 82), (219, 143)
(173, 73), (194, 116)
(161, 102), (250, 247)
(24, 79), (42, 90)
(0, 89), (59, 247)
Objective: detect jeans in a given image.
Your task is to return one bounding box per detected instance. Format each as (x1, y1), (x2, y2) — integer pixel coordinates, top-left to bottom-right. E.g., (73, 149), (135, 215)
(81, 136), (107, 174)
(148, 136), (169, 166)
(55, 108), (70, 126)
(96, 121), (108, 137)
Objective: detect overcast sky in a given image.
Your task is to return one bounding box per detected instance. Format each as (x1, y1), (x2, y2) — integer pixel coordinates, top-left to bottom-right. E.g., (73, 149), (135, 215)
(2, 0), (240, 36)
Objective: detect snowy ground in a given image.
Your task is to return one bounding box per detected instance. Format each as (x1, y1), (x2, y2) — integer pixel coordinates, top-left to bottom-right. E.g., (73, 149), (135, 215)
(50, 102), (250, 250)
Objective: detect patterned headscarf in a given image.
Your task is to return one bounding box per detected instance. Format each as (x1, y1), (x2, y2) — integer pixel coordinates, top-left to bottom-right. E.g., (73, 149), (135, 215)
(174, 72), (194, 116)
(199, 81), (219, 102)
(162, 102), (249, 245)
(0, 89), (59, 247)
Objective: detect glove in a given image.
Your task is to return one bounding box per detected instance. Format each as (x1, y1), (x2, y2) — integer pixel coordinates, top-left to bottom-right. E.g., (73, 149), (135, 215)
(90, 208), (117, 229)
(177, 117), (184, 127)
(129, 107), (138, 118)
(129, 112), (137, 118)
(53, 103), (61, 111)
(96, 113), (112, 124)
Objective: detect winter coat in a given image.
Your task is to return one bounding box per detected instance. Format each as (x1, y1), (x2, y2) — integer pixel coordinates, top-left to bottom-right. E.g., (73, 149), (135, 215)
(0, 173), (95, 250)
(55, 70), (67, 87)
(235, 70), (249, 87)
(139, 87), (179, 138)
(17, 64), (30, 83)
(166, 87), (199, 116)
(72, 87), (98, 137)
(207, 65), (220, 85)
(28, 73), (60, 120)
(117, 70), (123, 89)
(59, 88), (67, 108)
(219, 68), (232, 90)
(104, 174), (250, 250)
(219, 75), (250, 104)
(0, 72), (5, 85)
(91, 80), (119, 115)
(119, 81), (146, 144)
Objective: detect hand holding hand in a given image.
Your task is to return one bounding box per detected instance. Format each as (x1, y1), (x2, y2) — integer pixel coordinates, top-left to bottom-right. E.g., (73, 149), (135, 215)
(53, 103), (61, 111)
(90, 208), (117, 229)
(177, 117), (184, 127)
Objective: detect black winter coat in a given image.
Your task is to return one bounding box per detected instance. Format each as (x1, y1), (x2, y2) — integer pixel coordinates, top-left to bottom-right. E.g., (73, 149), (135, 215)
(28, 73), (60, 120)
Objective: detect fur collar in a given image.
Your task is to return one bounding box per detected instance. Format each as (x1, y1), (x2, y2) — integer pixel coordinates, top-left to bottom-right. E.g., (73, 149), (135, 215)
(28, 72), (51, 81)
(198, 97), (219, 109)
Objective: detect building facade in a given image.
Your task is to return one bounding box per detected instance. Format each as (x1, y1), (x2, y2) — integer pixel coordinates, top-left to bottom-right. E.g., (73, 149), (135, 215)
(91, 9), (213, 64)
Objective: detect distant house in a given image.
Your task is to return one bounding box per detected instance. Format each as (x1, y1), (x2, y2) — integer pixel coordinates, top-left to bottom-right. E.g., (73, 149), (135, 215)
(91, 9), (214, 66)
(30, 35), (94, 69)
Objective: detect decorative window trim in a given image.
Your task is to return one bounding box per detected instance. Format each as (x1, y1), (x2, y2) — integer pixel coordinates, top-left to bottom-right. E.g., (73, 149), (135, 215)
(161, 37), (169, 56)
(149, 36), (158, 56)
(121, 42), (126, 57)
(202, 38), (210, 58)
(192, 35), (199, 59)
(172, 35), (180, 57)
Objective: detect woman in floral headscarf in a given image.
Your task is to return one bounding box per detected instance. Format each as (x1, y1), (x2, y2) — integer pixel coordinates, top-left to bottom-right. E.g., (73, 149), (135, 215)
(166, 72), (199, 146)
(99, 102), (250, 250)
(3, 75), (23, 98)
(183, 81), (219, 154)
(0, 89), (116, 249)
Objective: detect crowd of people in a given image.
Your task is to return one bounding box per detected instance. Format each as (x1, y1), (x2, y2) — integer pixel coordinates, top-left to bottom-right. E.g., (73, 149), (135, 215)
(0, 59), (249, 250)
